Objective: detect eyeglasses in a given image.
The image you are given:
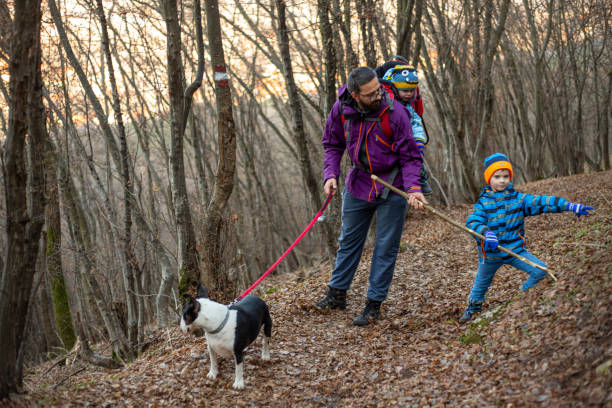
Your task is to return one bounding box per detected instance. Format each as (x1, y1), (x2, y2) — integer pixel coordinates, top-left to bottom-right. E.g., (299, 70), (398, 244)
(359, 88), (383, 101)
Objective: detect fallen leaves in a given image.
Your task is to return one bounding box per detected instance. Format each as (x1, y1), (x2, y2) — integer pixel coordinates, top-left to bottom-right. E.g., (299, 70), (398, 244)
(12, 170), (612, 407)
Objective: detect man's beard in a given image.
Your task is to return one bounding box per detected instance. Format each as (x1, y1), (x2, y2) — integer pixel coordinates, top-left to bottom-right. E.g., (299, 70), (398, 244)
(358, 99), (381, 112)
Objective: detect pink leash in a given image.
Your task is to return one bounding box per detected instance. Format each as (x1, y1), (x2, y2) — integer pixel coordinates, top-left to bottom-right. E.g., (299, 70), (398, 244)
(233, 190), (336, 303)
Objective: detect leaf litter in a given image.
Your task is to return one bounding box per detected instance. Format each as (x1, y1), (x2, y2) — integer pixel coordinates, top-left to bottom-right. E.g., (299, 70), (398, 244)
(11, 170), (612, 407)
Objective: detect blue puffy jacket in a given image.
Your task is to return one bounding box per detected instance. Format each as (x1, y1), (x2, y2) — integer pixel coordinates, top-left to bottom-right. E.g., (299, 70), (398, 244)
(466, 183), (569, 261)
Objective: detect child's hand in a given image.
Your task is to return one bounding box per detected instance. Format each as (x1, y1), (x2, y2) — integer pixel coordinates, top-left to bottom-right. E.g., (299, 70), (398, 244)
(484, 231), (499, 251)
(566, 202), (593, 217)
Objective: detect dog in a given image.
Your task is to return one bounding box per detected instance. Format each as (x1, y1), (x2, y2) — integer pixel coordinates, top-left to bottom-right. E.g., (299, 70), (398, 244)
(180, 285), (272, 389)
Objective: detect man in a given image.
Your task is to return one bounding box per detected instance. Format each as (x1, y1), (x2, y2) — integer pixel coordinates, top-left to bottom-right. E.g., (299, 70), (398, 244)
(314, 67), (427, 326)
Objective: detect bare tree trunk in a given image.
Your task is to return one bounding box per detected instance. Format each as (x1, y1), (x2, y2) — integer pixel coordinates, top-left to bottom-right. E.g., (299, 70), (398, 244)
(201, 0), (238, 296)
(335, 0), (358, 77)
(357, 0), (377, 67)
(315, 0), (341, 259)
(94, 0), (139, 348)
(58, 159), (133, 362)
(44, 136), (76, 351)
(274, 0), (323, 213)
(0, 0), (45, 396)
(317, 0), (337, 115)
(161, 0), (202, 294)
(523, 0), (554, 178)
(396, 0), (419, 59)
(37, 247), (63, 356)
(603, 71), (611, 170)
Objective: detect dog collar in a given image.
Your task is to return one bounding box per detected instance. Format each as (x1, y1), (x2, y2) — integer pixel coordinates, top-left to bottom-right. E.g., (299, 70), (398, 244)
(208, 309), (229, 334)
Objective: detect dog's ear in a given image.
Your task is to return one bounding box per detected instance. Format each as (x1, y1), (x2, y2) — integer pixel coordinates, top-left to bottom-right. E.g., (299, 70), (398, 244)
(182, 293), (194, 304)
(197, 284), (209, 299)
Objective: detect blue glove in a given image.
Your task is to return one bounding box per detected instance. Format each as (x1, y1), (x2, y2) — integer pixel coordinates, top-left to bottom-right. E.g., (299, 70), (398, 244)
(566, 202), (593, 217)
(484, 231), (498, 251)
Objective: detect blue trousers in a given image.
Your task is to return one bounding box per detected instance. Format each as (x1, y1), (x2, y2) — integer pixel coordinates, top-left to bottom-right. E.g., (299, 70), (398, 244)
(468, 248), (547, 302)
(329, 188), (407, 302)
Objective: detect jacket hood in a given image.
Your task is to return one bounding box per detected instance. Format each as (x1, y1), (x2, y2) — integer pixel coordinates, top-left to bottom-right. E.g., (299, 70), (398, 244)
(337, 84), (355, 107)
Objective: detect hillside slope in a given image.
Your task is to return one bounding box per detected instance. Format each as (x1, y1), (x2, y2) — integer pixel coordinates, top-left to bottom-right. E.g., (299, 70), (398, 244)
(12, 170), (612, 407)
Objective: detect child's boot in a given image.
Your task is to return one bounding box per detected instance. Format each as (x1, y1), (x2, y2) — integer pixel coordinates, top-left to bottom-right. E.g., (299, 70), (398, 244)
(420, 166), (433, 196)
(459, 299), (483, 323)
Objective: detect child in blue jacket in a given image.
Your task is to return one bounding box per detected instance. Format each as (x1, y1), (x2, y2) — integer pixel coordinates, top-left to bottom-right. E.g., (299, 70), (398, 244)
(459, 153), (593, 323)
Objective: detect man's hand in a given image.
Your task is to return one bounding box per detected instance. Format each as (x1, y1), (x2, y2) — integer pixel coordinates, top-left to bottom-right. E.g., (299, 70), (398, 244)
(324, 178), (337, 196)
(407, 191), (428, 209)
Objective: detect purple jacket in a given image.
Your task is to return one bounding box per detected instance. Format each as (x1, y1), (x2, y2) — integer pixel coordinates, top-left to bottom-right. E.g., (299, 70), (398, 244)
(322, 84), (423, 202)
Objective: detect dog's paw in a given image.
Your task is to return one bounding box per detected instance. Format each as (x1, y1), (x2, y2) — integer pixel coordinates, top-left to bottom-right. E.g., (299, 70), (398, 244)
(232, 380), (245, 390)
(206, 371), (218, 380)
(261, 351), (270, 361)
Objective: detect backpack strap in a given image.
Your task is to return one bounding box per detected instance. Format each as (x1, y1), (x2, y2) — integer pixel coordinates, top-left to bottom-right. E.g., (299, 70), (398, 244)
(412, 86), (424, 117)
(379, 111), (392, 140)
(339, 104), (352, 145)
(340, 102), (394, 145)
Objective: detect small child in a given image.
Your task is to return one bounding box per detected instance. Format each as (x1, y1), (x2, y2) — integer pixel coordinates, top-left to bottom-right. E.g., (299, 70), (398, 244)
(382, 65), (432, 195)
(459, 153), (593, 323)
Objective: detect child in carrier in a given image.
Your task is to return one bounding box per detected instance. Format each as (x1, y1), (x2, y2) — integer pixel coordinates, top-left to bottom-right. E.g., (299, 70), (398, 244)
(382, 65), (432, 195)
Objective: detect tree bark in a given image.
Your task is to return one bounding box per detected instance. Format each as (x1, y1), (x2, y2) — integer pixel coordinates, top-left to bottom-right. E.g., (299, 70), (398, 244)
(396, 0), (415, 58)
(201, 0), (238, 296)
(58, 158), (133, 362)
(317, 0), (337, 115)
(44, 136), (76, 351)
(357, 0), (377, 67)
(0, 0), (45, 397)
(94, 0), (139, 348)
(161, 0), (202, 294)
(274, 0), (323, 216)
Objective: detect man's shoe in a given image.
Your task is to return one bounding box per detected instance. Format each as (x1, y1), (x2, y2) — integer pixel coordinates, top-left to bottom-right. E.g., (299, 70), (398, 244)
(313, 286), (347, 310)
(458, 299), (483, 323)
(353, 298), (381, 326)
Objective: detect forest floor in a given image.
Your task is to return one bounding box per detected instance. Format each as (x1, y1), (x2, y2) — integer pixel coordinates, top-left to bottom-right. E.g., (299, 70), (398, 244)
(8, 170), (612, 407)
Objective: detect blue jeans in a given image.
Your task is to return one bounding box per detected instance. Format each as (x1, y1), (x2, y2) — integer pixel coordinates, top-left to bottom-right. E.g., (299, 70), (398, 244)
(468, 248), (547, 302)
(329, 188), (407, 302)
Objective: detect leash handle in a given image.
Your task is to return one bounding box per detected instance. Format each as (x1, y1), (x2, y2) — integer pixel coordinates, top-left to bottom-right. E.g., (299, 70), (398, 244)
(237, 190), (336, 301)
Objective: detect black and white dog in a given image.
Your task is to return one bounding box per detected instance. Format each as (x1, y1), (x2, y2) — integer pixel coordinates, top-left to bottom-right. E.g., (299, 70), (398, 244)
(180, 285), (272, 389)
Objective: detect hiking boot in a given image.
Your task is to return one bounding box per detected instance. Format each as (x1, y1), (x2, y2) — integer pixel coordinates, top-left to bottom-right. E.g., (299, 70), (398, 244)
(313, 286), (347, 310)
(458, 299), (483, 323)
(420, 166), (433, 196)
(353, 298), (382, 326)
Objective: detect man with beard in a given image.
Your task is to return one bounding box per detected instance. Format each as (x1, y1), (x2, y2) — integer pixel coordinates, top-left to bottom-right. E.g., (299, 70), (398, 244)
(314, 67), (427, 326)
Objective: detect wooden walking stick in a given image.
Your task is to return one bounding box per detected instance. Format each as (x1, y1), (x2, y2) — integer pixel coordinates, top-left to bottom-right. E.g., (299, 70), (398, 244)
(371, 174), (557, 282)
